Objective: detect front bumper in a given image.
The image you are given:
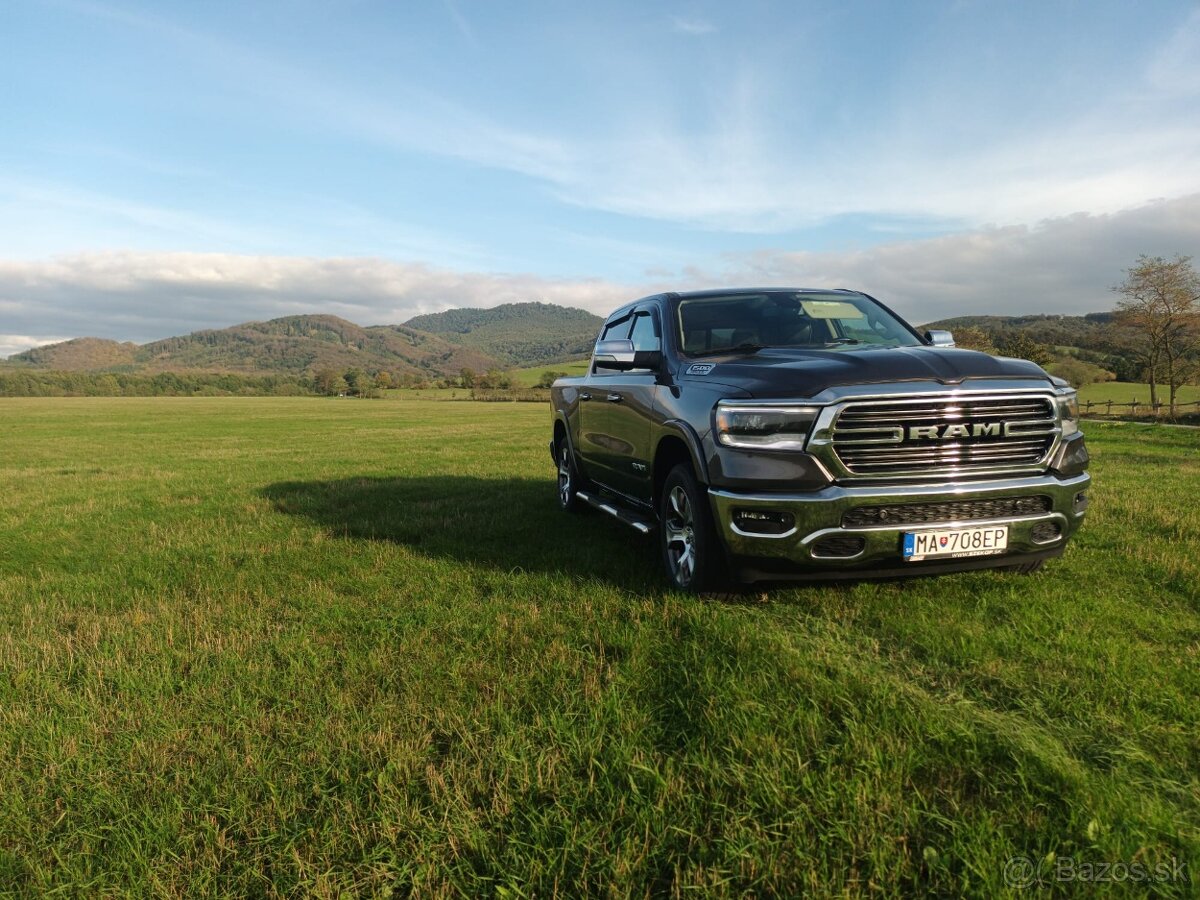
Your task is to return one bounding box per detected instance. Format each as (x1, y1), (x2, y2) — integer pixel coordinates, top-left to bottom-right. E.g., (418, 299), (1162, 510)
(709, 472), (1090, 582)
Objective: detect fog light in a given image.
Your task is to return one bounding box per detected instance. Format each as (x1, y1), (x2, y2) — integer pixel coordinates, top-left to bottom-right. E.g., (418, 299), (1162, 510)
(732, 509), (795, 535)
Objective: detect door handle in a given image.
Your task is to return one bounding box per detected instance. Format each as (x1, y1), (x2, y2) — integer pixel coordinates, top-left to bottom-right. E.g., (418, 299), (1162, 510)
(579, 391), (592, 401)
(606, 393), (623, 402)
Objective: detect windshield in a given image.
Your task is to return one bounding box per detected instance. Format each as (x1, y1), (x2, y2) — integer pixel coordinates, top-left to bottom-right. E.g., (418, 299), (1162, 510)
(676, 292), (922, 356)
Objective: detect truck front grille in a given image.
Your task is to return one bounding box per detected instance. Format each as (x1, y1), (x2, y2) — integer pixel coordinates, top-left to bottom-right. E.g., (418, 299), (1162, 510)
(841, 495), (1052, 528)
(830, 395), (1058, 478)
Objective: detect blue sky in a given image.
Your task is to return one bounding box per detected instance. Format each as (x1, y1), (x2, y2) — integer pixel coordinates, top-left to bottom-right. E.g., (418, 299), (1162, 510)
(2, 0), (1199, 353)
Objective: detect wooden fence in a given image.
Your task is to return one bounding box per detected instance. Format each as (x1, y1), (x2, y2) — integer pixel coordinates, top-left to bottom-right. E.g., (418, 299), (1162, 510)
(1082, 399), (1200, 419)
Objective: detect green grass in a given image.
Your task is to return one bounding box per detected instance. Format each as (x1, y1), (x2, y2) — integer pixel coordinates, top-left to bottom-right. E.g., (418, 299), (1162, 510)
(380, 386), (474, 400)
(1079, 381), (1200, 407)
(512, 361), (589, 387)
(0, 399), (1196, 896)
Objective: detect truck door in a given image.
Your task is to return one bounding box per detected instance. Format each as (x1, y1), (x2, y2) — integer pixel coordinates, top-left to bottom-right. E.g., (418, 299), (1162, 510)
(580, 309), (658, 503)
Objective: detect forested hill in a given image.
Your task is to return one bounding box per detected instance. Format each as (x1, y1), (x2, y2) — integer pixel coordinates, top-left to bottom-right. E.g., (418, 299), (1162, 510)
(403, 301), (603, 366)
(7, 315), (496, 378)
(5, 303), (602, 375)
(921, 313), (1114, 350)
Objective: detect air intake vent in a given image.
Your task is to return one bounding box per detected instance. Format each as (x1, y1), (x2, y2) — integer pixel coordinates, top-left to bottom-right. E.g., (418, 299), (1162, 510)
(1030, 521), (1063, 544)
(842, 495), (1052, 528)
(811, 535), (866, 558)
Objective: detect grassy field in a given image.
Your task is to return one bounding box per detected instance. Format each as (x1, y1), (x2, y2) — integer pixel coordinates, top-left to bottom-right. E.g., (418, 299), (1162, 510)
(512, 361), (589, 387)
(0, 399), (1196, 896)
(1079, 381), (1200, 407)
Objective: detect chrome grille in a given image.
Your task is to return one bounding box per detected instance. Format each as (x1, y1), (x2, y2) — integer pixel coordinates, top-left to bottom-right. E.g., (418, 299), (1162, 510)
(830, 395), (1058, 478)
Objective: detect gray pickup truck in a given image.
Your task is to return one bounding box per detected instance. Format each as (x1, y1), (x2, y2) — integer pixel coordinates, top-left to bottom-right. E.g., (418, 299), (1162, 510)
(550, 288), (1090, 592)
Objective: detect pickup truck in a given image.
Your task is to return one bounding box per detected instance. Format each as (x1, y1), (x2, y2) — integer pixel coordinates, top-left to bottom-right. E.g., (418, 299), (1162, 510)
(550, 288), (1090, 592)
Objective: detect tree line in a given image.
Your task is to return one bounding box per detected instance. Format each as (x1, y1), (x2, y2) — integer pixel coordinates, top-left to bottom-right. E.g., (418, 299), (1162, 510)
(952, 255), (1200, 413)
(0, 371), (315, 397)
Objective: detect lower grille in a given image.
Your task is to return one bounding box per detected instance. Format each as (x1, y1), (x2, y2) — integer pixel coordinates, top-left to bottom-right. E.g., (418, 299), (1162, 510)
(842, 495), (1052, 528)
(811, 535), (866, 558)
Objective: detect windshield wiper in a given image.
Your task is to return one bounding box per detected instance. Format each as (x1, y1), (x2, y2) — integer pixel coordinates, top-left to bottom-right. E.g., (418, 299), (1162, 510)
(694, 342), (766, 357)
(823, 338), (861, 345)
(726, 342), (766, 354)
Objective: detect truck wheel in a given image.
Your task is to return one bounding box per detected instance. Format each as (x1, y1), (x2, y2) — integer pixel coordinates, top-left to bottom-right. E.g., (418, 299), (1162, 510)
(660, 463), (726, 594)
(556, 440), (583, 513)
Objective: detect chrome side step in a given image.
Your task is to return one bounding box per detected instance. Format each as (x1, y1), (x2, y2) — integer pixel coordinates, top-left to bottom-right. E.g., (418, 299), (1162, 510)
(576, 491), (654, 534)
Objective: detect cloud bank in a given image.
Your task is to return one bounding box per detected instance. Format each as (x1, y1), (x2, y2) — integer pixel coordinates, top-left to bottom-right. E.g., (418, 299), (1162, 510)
(1, 194), (1197, 358)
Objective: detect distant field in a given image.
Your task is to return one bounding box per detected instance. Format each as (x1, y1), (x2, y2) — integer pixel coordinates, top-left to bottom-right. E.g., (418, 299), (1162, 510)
(512, 360), (589, 386)
(483, 373), (1200, 403)
(1079, 381), (1200, 406)
(0, 399), (1196, 895)
(380, 386), (473, 400)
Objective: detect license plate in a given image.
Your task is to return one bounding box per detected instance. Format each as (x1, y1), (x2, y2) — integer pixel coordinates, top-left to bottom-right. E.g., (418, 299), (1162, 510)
(903, 525), (1008, 561)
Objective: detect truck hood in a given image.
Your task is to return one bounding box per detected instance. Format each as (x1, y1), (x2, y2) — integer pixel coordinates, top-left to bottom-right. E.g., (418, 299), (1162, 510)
(681, 346), (1052, 398)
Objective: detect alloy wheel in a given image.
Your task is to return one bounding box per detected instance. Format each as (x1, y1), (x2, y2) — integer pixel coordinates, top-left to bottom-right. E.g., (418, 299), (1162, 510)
(664, 484), (696, 585)
(558, 445), (573, 507)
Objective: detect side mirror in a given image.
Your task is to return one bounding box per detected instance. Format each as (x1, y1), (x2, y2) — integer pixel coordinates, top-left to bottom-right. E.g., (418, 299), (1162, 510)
(594, 339), (636, 370)
(594, 340), (663, 371)
(925, 329), (956, 348)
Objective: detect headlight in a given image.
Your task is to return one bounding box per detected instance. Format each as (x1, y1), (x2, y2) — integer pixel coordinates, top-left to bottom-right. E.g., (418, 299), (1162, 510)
(714, 402), (820, 450)
(1057, 390), (1079, 437)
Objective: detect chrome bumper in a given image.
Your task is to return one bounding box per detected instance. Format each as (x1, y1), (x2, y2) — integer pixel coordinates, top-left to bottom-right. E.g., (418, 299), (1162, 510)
(709, 473), (1090, 570)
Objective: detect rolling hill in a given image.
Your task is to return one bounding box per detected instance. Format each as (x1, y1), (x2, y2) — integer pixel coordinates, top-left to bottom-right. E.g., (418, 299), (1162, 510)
(4, 303), (601, 377)
(13, 337), (140, 370)
(135, 315), (498, 378)
(921, 312), (1115, 351)
(403, 301), (602, 366)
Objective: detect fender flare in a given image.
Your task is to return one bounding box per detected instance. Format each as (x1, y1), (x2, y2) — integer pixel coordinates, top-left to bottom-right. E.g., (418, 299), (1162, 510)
(552, 408), (581, 465)
(657, 419), (710, 485)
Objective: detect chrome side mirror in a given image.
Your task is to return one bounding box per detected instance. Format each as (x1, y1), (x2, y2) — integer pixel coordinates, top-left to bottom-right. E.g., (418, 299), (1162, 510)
(925, 329), (956, 348)
(593, 339), (636, 369)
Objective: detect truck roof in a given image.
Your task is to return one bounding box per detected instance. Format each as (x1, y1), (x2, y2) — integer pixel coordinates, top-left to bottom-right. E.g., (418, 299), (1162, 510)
(665, 288), (861, 300)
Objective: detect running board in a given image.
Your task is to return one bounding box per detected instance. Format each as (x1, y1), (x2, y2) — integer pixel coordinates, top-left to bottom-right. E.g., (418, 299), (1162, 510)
(576, 491), (653, 534)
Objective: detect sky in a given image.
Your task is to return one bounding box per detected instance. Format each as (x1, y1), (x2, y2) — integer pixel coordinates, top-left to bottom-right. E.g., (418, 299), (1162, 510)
(2, 0), (1199, 356)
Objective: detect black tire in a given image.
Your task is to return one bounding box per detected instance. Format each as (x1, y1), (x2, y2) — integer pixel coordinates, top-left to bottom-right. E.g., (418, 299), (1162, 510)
(1006, 560), (1044, 574)
(659, 463), (727, 594)
(556, 439), (584, 513)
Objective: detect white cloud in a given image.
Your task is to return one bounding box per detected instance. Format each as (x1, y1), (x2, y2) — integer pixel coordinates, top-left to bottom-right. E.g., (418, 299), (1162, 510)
(1148, 7), (1200, 94)
(59, 2), (1200, 235)
(0, 335), (71, 358)
(701, 194), (1200, 323)
(671, 16), (716, 36)
(0, 252), (631, 354)
(1, 194), (1196, 355)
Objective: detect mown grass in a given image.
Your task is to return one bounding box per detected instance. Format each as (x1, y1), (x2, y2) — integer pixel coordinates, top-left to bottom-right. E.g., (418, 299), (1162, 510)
(512, 362), (590, 387)
(0, 399), (1196, 896)
(1078, 381), (1200, 406)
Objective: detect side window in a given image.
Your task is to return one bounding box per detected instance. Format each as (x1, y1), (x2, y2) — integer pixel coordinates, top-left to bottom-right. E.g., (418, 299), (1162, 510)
(629, 313), (659, 352)
(600, 316), (631, 342)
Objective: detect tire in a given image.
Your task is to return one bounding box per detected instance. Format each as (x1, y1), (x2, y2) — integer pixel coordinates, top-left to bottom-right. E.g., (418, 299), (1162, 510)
(659, 463), (727, 594)
(556, 439), (584, 513)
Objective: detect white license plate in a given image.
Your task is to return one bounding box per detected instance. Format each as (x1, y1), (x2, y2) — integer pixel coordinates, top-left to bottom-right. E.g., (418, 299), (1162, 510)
(903, 525), (1009, 561)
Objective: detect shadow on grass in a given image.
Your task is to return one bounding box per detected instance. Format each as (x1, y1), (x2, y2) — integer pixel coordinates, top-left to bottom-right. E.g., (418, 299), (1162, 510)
(261, 475), (662, 591)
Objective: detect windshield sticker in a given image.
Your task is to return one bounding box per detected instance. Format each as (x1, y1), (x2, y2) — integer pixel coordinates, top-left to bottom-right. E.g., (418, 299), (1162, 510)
(800, 300), (865, 319)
